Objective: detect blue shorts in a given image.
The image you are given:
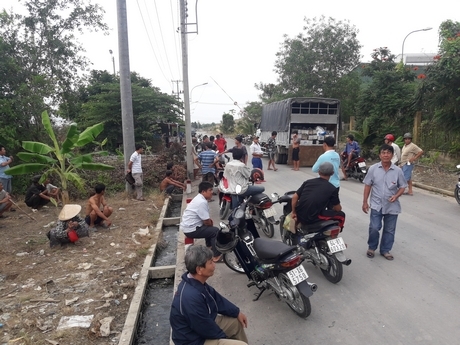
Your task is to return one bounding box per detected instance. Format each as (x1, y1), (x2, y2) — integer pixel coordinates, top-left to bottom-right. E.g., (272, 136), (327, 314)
(401, 163), (414, 181)
(252, 157), (263, 170)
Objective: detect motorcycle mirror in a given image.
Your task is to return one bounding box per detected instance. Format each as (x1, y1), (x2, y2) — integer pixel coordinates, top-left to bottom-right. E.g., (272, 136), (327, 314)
(235, 185), (242, 194)
(271, 192), (279, 199)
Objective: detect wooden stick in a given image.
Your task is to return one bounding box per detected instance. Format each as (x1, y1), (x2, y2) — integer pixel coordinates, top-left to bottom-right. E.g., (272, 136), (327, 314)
(10, 199), (37, 221)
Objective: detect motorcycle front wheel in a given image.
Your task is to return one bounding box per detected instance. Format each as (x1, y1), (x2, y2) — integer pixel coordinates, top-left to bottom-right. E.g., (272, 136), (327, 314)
(255, 215), (274, 238)
(223, 252), (245, 274)
(219, 199), (231, 220)
(318, 240), (343, 284)
(277, 273), (311, 318)
(455, 186), (460, 205)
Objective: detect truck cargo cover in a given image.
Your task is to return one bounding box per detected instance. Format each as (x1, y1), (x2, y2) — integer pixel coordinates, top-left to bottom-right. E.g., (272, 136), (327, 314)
(260, 97), (339, 131)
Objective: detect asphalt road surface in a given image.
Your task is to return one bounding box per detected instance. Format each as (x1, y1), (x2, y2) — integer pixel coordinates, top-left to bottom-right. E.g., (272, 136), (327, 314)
(207, 158), (460, 345)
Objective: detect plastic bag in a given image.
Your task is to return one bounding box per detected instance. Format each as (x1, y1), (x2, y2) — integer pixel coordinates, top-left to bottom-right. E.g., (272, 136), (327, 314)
(283, 213), (297, 234)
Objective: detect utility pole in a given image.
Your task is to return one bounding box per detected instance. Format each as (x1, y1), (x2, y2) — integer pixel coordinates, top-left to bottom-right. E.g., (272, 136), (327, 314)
(116, 0), (135, 192)
(180, 0), (194, 180)
(171, 79), (183, 100)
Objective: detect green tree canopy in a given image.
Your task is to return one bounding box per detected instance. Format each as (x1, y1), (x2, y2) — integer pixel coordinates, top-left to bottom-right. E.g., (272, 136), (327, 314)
(75, 70), (183, 151)
(221, 113), (235, 133)
(258, 16), (362, 100)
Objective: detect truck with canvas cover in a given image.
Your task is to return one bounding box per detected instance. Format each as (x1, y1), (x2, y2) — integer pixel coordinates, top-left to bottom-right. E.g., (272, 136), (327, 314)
(259, 97), (340, 166)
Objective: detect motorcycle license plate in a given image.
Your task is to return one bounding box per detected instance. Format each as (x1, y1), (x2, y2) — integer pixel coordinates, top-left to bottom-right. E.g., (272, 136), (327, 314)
(263, 207), (277, 218)
(327, 237), (347, 253)
(358, 162), (366, 168)
(286, 265), (308, 286)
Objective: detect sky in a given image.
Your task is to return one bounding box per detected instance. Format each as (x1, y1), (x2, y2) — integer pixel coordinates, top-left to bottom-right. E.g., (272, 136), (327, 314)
(2, 0), (459, 124)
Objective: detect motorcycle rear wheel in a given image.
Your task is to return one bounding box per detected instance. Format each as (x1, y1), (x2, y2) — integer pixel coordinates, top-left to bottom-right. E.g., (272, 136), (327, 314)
(278, 273), (311, 318)
(223, 252), (245, 274)
(279, 215), (286, 239)
(281, 228), (298, 246)
(219, 199), (231, 220)
(455, 186), (460, 205)
(318, 241), (343, 284)
(256, 216), (274, 238)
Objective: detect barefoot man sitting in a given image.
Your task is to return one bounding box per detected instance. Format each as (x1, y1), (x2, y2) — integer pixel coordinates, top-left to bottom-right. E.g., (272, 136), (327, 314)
(85, 183), (113, 230)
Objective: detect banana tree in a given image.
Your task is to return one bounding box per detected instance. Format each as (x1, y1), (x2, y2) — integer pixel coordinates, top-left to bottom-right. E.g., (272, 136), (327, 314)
(6, 110), (114, 204)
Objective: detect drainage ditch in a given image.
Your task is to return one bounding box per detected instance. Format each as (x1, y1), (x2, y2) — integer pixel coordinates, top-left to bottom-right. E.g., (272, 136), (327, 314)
(133, 200), (182, 345)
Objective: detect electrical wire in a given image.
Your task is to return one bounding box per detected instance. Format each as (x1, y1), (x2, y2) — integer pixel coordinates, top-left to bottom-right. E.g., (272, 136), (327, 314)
(210, 76), (241, 109)
(153, 0), (175, 79)
(170, 0), (182, 77)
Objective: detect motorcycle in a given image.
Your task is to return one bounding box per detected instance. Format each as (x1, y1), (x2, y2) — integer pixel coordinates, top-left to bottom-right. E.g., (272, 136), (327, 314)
(218, 181), (277, 238)
(273, 191), (351, 284)
(455, 164), (460, 205)
(218, 198), (317, 318)
(342, 153), (367, 182)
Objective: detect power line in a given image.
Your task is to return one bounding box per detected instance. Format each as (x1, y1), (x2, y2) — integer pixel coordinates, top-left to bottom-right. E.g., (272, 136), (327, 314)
(170, 0), (182, 77)
(153, 0), (175, 79)
(210, 76), (241, 109)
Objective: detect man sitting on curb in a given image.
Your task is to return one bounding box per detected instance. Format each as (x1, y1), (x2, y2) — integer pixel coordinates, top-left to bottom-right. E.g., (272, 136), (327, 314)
(170, 245), (249, 345)
(85, 183), (113, 231)
(0, 181), (13, 218)
(179, 181), (222, 262)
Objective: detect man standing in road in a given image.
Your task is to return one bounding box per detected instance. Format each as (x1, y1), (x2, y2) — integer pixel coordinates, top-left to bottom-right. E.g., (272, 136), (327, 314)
(266, 131), (278, 171)
(312, 136), (341, 189)
(249, 136), (264, 171)
(170, 245), (248, 345)
(224, 135), (248, 165)
(127, 144), (145, 201)
(362, 144), (406, 261)
(291, 130), (301, 171)
(400, 133), (423, 196)
(0, 145), (13, 196)
(195, 142), (218, 186)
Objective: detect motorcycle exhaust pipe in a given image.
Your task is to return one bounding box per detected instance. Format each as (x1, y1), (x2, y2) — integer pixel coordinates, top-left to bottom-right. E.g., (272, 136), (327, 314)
(308, 282), (318, 292)
(343, 259), (352, 266)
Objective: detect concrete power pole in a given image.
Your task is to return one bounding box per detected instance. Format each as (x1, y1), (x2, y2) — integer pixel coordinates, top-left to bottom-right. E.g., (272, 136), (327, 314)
(179, 0), (194, 180)
(116, 0), (135, 192)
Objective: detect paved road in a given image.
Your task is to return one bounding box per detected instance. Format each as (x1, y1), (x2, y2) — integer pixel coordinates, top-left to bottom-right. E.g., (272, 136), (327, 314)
(207, 159), (460, 345)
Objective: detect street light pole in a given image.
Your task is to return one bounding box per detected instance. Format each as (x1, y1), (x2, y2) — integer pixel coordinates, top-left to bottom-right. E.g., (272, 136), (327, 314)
(190, 82), (208, 105)
(401, 27), (432, 63)
(109, 49), (116, 75)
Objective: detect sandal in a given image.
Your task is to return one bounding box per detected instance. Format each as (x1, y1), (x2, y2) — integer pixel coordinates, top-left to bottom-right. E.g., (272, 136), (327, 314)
(366, 249), (374, 258)
(274, 168), (278, 171)
(381, 252), (394, 261)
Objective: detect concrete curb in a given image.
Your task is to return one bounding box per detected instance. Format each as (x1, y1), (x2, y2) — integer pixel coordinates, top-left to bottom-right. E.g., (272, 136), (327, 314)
(413, 182), (454, 197)
(118, 197), (171, 345)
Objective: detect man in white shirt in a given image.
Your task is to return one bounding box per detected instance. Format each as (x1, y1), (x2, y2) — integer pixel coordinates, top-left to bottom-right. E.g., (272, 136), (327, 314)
(384, 134), (401, 165)
(180, 181), (222, 262)
(249, 136), (264, 170)
(127, 144), (145, 201)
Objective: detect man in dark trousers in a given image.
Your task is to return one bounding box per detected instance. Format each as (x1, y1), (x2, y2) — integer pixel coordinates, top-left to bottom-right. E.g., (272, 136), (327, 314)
(291, 162), (345, 229)
(170, 245), (248, 345)
(24, 175), (51, 210)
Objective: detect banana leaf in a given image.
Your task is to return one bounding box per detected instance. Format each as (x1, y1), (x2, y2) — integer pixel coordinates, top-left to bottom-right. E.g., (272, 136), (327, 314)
(61, 124), (80, 154)
(5, 163), (48, 175)
(65, 171), (85, 191)
(41, 110), (59, 149)
(22, 141), (55, 155)
(17, 152), (57, 164)
(70, 154), (95, 167)
(76, 122), (104, 147)
(80, 162), (114, 171)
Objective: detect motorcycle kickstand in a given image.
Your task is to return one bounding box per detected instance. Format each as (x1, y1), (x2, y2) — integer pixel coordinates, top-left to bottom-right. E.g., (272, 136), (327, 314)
(247, 281), (266, 301)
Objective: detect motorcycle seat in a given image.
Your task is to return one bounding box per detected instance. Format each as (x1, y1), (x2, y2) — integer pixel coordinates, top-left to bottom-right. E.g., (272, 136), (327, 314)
(300, 220), (338, 233)
(278, 191), (295, 203)
(253, 237), (296, 261)
(250, 193), (270, 205)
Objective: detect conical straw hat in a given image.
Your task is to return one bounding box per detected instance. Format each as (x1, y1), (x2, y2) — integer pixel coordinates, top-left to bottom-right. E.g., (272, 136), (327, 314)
(58, 204), (82, 221)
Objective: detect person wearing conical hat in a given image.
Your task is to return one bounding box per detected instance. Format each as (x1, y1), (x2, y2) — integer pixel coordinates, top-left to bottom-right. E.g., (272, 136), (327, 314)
(47, 204), (89, 247)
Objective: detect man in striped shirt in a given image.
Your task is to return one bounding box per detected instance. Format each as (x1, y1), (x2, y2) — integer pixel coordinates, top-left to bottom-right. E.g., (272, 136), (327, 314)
(195, 142), (218, 186)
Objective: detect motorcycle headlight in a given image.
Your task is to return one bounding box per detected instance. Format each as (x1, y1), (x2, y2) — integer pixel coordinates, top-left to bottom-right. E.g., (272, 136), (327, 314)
(234, 208), (245, 219)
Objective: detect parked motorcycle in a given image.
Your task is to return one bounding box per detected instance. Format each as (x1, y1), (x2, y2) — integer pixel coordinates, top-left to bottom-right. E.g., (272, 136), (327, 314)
(274, 191), (351, 284)
(218, 186), (277, 238)
(342, 153), (367, 182)
(455, 164), (460, 205)
(218, 198), (317, 318)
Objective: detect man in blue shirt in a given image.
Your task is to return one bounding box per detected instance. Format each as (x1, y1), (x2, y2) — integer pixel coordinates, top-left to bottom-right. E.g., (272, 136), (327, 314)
(312, 136), (341, 189)
(341, 134), (361, 180)
(0, 145), (13, 195)
(362, 144), (406, 261)
(195, 142), (218, 185)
